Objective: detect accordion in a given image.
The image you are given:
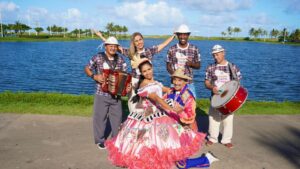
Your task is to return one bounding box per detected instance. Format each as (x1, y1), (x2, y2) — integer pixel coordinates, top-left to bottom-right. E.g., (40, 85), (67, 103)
(101, 69), (132, 96)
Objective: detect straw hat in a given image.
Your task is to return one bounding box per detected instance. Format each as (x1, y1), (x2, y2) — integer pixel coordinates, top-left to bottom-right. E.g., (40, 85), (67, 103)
(133, 58), (151, 69)
(104, 36), (119, 45)
(171, 68), (192, 80)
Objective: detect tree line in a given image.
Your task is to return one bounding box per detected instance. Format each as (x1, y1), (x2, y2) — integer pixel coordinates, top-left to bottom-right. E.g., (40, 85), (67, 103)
(0, 21), (129, 38)
(1, 21), (299, 43)
(221, 26), (300, 43)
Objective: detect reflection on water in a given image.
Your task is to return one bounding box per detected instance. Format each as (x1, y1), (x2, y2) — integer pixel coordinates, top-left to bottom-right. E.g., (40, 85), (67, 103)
(0, 40), (299, 101)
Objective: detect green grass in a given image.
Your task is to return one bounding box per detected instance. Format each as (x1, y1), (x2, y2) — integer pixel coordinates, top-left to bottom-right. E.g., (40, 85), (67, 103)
(1, 36), (300, 45)
(0, 36), (100, 42)
(0, 91), (299, 116)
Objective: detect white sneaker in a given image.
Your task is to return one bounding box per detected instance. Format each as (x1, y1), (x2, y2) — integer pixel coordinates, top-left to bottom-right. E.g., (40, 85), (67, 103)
(205, 151), (219, 164)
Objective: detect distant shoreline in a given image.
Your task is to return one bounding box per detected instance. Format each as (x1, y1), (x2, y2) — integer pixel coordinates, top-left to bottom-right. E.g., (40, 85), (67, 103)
(1, 36), (299, 45)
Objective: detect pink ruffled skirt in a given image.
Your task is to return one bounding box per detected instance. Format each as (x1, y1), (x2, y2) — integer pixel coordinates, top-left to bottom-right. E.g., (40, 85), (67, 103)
(105, 114), (206, 169)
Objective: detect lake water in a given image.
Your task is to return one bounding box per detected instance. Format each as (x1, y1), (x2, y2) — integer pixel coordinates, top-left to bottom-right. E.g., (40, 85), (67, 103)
(0, 39), (299, 101)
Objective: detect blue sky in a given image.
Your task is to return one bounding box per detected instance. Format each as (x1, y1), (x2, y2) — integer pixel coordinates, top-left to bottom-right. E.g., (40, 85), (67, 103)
(0, 0), (299, 36)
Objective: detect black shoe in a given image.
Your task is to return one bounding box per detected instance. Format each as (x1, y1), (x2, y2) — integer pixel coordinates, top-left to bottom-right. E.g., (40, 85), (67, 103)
(97, 143), (106, 149)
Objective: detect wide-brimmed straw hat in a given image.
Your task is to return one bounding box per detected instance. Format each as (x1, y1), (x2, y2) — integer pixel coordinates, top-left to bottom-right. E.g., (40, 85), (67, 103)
(134, 58), (151, 68)
(171, 68), (192, 81)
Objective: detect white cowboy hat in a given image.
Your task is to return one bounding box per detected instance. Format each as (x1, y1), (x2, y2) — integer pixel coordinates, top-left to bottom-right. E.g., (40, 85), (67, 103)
(175, 24), (191, 33)
(211, 44), (225, 54)
(171, 68), (192, 81)
(104, 36), (119, 45)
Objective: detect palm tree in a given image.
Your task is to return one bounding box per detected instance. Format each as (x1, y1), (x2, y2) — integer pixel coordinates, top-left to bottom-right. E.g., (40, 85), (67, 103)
(84, 29), (90, 37)
(289, 29), (300, 42)
(221, 31), (226, 38)
(249, 27), (255, 39)
(63, 27), (68, 38)
(7, 24), (15, 35)
(123, 26), (128, 37)
(52, 25), (58, 35)
(18, 23), (31, 35)
(71, 29), (79, 37)
(14, 21), (23, 34)
(106, 22), (114, 36)
(115, 24), (122, 36)
(270, 29), (280, 39)
(282, 28), (288, 42)
(0, 23), (8, 37)
(257, 28), (263, 38)
(57, 26), (64, 35)
(46, 26), (51, 35)
(233, 27), (241, 37)
(262, 29), (268, 41)
(227, 26), (232, 38)
(34, 27), (43, 35)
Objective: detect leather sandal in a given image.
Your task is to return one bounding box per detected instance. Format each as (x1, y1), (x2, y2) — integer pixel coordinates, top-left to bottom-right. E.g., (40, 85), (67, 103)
(224, 143), (234, 149)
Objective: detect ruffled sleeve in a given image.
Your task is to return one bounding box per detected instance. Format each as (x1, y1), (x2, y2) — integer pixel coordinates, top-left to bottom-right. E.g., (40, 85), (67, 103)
(137, 82), (162, 98)
(137, 87), (149, 98)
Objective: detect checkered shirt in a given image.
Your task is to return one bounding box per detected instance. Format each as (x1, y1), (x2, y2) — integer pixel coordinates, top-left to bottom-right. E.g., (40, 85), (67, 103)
(205, 62), (242, 87)
(123, 46), (158, 78)
(86, 52), (127, 96)
(166, 43), (201, 79)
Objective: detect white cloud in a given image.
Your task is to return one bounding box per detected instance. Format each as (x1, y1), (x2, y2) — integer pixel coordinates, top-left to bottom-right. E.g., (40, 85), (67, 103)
(198, 14), (237, 27)
(193, 14), (240, 36)
(178, 0), (252, 13)
(0, 1), (19, 12)
(65, 8), (81, 19)
(16, 7), (85, 30)
(246, 13), (274, 25)
(25, 7), (48, 20)
(114, 1), (184, 27)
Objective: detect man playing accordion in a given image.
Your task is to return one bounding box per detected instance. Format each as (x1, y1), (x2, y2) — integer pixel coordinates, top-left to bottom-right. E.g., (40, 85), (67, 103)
(84, 36), (129, 150)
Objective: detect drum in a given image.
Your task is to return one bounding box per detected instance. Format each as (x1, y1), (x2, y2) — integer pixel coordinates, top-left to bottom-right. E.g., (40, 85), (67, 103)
(211, 80), (248, 115)
(101, 69), (132, 96)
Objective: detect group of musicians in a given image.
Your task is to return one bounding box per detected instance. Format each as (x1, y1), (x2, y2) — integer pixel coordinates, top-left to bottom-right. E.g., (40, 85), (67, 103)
(84, 24), (242, 169)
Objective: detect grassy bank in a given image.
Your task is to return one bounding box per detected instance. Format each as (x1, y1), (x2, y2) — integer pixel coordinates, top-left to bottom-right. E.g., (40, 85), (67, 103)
(1, 91), (299, 116)
(1, 36), (300, 45)
(0, 36), (100, 42)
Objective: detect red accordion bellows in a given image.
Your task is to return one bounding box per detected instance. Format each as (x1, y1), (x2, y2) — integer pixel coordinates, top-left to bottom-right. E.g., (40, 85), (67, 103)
(101, 69), (132, 96)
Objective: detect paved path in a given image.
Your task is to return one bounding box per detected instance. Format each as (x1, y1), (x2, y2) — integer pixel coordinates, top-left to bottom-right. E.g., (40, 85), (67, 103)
(0, 113), (299, 169)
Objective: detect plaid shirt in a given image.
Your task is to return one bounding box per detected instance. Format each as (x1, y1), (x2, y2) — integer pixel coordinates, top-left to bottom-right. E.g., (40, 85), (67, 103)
(123, 46), (159, 78)
(86, 52), (127, 96)
(205, 61), (242, 89)
(166, 43), (201, 79)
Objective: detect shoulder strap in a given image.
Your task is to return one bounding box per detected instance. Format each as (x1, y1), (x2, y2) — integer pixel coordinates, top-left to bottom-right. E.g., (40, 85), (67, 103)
(101, 52), (118, 70)
(228, 62), (237, 80)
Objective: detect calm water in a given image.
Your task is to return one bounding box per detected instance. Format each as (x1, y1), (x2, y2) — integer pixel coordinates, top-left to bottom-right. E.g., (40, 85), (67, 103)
(0, 39), (299, 101)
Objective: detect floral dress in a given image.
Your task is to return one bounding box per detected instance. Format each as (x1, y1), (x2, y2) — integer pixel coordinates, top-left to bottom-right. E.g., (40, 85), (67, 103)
(105, 81), (206, 169)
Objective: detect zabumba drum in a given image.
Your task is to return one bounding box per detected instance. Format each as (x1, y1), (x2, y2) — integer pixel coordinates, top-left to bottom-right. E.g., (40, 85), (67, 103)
(211, 80), (248, 115)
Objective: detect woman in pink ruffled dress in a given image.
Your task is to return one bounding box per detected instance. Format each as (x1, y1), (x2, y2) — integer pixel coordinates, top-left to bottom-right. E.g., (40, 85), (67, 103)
(105, 58), (217, 169)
